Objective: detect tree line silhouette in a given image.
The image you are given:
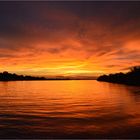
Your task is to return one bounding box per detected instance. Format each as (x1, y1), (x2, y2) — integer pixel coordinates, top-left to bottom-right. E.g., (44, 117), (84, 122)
(0, 66), (140, 83)
(0, 71), (73, 81)
(97, 66), (140, 86)
(0, 71), (46, 81)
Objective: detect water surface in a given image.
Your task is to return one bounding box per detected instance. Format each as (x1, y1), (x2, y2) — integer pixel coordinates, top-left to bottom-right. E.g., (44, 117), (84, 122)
(0, 80), (140, 138)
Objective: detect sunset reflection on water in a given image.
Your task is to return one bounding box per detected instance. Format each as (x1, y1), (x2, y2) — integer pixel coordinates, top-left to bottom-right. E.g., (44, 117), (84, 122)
(0, 80), (140, 138)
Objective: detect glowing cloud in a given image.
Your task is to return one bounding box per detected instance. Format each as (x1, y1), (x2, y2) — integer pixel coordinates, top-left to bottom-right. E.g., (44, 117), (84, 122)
(0, 1), (140, 77)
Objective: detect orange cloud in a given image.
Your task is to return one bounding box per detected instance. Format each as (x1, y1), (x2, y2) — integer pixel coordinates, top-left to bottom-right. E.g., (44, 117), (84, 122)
(0, 1), (140, 77)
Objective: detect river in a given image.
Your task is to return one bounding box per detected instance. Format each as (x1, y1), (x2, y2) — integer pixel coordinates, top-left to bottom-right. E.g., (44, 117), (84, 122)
(0, 80), (140, 138)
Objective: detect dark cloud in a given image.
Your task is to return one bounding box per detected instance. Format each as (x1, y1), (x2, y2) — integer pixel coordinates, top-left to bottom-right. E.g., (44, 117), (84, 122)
(46, 46), (69, 54)
(0, 1), (140, 40)
(0, 54), (14, 58)
(0, 1), (140, 75)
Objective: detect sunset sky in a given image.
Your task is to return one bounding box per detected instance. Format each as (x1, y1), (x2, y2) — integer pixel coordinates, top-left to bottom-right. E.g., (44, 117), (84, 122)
(0, 1), (140, 77)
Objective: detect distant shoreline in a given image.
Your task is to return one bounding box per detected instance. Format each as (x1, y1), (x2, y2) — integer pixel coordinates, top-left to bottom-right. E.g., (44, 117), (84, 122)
(0, 79), (96, 82)
(97, 66), (140, 86)
(0, 71), (96, 81)
(0, 79), (97, 81)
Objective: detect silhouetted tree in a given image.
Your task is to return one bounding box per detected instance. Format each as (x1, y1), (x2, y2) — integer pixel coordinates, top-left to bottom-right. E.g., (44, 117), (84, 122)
(97, 66), (140, 86)
(0, 72), (72, 81)
(0, 72), (47, 81)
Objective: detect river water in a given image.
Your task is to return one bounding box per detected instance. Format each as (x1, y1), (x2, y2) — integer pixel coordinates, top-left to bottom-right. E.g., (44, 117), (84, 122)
(0, 80), (140, 138)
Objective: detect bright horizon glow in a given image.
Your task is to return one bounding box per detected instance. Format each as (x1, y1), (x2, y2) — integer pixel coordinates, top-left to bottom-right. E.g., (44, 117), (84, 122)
(0, 2), (140, 77)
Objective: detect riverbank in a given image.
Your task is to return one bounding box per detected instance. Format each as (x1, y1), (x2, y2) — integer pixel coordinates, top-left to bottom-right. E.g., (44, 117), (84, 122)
(97, 66), (140, 86)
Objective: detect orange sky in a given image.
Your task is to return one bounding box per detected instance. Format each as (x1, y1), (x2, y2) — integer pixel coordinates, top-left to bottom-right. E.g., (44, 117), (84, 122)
(0, 2), (140, 77)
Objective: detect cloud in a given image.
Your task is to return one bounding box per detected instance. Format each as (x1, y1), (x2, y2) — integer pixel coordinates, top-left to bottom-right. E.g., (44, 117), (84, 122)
(0, 1), (140, 75)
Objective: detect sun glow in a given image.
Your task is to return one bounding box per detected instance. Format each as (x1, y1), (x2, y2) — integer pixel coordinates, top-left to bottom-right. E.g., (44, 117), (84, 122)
(0, 2), (139, 77)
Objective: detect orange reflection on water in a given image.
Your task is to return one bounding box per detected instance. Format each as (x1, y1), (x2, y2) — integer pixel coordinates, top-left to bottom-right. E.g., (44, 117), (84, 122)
(0, 80), (140, 138)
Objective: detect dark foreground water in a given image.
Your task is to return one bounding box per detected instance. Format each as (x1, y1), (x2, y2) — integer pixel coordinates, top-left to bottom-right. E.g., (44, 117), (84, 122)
(0, 80), (140, 139)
